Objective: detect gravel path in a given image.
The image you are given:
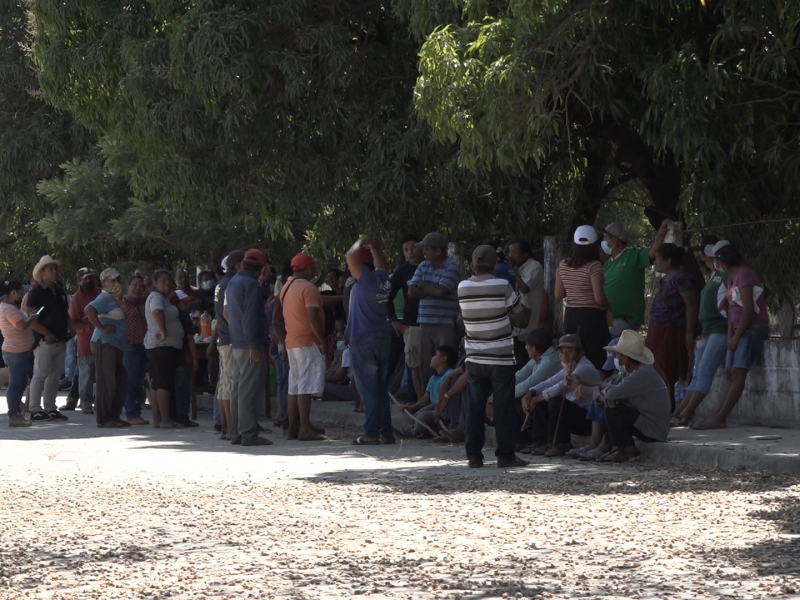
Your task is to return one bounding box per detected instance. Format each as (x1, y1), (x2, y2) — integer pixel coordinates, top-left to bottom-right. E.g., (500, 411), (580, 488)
(1, 423), (799, 599)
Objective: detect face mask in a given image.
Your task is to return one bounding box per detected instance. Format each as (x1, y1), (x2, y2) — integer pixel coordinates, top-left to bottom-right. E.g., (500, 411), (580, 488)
(336, 340), (346, 351)
(601, 240), (613, 255)
(201, 281), (213, 291)
(614, 357), (626, 373)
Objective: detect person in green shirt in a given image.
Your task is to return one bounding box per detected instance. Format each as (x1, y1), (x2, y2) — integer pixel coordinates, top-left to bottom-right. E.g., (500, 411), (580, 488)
(600, 219), (672, 334)
(672, 237), (730, 426)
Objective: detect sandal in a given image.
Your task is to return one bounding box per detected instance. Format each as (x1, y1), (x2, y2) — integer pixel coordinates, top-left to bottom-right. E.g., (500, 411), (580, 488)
(352, 436), (380, 445)
(670, 417), (689, 428)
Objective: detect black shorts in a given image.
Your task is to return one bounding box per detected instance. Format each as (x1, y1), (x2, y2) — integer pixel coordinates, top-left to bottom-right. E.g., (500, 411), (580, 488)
(145, 346), (182, 391)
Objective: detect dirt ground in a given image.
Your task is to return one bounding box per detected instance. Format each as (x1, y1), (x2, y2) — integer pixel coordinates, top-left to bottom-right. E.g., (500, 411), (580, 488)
(1, 419), (799, 599)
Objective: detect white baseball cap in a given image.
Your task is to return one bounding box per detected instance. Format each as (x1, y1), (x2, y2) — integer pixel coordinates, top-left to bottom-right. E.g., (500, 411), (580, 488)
(708, 240), (730, 257)
(573, 225), (598, 246)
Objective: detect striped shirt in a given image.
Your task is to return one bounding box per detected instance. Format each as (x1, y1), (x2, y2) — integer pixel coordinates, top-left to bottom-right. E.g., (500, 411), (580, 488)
(409, 257), (461, 325)
(458, 275), (521, 365)
(558, 259), (605, 309)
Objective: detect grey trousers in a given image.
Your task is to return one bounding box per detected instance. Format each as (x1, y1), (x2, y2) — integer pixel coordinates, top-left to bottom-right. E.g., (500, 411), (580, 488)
(77, 355), (96, 411)
(419, 323), (457, 389)
(92, 341), (128, 424)
(30, 342), (66, 412)
(230, 346), (266, 441)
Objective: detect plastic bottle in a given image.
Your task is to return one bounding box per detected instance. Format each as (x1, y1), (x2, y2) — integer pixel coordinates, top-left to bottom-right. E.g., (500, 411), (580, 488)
(200, 311), (212, 339)
(674, 377), (687, 405)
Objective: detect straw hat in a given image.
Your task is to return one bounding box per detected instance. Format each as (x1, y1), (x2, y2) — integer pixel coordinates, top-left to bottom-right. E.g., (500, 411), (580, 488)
(604, 330), (654, 365)
(32, 255), (61, 282)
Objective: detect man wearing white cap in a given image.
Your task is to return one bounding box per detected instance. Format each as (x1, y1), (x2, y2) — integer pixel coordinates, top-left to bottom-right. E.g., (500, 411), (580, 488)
(569, 330), (671, 462)
(84, 269), (130, 427)
(26, 255), (73, 422)
(600, 219), (672, 335)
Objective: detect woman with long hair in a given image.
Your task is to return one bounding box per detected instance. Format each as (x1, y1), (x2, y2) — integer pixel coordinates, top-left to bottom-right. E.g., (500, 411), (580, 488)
(645, 243), (698, 408)
(0, 281), (40, 427)
(555, 225), (610, 369)
(692, 244), (769, 429)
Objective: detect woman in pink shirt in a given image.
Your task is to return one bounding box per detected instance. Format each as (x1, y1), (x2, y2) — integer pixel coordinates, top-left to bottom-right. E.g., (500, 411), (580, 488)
(693, 244), (769, 429)
(0, 281), (42, 427)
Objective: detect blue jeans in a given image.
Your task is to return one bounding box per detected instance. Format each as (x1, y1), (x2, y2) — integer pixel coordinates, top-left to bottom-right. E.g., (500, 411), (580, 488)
(77, 355), (95, 411)
(687, 334), (727, 395)
(726, 325), (768, 370)
(464, 361), (517, 460)
(173, 361), (193, 423)
(230, 346), (266, 441)
(122, 344), (148, 418)
(3, 351), (31, 417)
(270, 349), (289, 429)
(60, 337), (77, 387)
(349, 339), (393, 439)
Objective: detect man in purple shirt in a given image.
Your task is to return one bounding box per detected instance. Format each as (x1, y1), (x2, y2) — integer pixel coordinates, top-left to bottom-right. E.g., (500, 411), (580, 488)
(345, 235), (394, 445)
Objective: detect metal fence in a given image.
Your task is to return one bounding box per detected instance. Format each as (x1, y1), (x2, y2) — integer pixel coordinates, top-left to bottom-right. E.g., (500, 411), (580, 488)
(641, 218), (800, 338)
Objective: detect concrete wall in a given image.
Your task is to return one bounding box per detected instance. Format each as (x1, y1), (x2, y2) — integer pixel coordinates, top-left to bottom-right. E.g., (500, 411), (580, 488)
(694, 339), (800, 428)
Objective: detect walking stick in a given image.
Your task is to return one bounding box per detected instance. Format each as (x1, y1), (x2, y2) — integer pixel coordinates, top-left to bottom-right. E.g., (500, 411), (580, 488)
(551, 359), (576, 447)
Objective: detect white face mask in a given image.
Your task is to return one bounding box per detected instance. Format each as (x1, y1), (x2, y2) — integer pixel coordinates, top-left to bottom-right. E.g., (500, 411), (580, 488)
(201, 281), (213, 291)
(614, 357), (626, 373)
(336, 340), (346, 352)
(601, 240), (614, 255)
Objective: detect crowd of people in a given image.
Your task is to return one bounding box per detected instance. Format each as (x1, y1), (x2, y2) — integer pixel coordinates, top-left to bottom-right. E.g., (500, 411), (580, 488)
(0, 219), (769, 466)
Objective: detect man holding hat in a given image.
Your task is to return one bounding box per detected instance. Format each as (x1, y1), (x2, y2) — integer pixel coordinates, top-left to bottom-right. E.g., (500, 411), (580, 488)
(600, 218), (672, 335)
(279, 251), (326, 442)
(84, 268), (130, 427)
(67, 267), (101, 413)
(227, 248), (272, 446)
(26, 255), (73, 422)
(345, 236), (394, 445)
(569, 330), (671, 462)
(408, 232), (462, 387)
(458, 244), (527, 468)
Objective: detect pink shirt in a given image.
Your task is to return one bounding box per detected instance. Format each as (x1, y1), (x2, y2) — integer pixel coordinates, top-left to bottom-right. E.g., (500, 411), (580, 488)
(0, 303), (34, 353)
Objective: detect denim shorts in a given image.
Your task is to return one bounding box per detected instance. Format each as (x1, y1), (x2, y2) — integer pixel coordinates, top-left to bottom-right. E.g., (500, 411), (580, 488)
(687, 333), (727, 395)
(726, 325), (768, 370)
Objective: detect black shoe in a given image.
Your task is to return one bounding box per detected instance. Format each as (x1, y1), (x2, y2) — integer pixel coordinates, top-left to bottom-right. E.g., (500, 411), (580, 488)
(213, 424), (222, 432)
(231, 437), (242, 445)
(241, 436), (273, 446)
(497, 456), (529, 469)
(47, 410), (68, 421)
(380, 435), (397, 445)
(58, 399), (78, 411)
(31, 410), (52, 422)
(467, 456), (483, 468)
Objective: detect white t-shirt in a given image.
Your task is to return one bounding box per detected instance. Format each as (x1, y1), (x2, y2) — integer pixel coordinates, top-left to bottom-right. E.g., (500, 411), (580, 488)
(512, 258), (544, 336)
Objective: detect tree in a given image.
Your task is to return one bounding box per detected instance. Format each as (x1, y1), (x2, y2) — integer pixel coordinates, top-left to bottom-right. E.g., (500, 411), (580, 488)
(408, 0), (800, 229)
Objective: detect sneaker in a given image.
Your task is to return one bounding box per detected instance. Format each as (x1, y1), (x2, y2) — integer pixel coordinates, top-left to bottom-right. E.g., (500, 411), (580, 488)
(30, 410), (52, 422)
(241, 436), (273, 446)
(9, 413), (31, 427)
(47, 410), (68, 421)
(497, 456), (529, 469)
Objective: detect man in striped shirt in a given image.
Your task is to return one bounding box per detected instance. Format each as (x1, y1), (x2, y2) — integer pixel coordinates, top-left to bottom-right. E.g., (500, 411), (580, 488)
(458, 245), (528, 469)
(407, 232), (462, 387)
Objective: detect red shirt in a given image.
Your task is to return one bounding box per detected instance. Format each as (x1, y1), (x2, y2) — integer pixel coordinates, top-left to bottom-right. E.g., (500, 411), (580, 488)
(123, 296), (147, 345)
(68, 288), (101, 356)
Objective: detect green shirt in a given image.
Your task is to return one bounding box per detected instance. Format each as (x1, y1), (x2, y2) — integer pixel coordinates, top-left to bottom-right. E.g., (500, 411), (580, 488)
(698, 269), (728, 336)
(603, 246), (652, 326)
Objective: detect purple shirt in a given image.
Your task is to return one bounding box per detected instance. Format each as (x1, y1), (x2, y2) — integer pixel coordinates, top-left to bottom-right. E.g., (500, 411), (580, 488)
(345, 266), (393, 343)
(649, 269), (695, 327)
(727, 266), (769, 328)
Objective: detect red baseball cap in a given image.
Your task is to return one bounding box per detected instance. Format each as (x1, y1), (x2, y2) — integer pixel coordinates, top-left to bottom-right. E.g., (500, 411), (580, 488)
(291, 252), (319, 270)
(243, 248), (268, 266)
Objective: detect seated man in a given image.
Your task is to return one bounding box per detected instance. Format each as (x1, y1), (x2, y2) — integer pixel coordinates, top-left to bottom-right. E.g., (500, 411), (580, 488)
(400, 346), (457, 437)
(522, 334), (601, 456)
(569, 330), (670, 462)
(513, 328), (561, 398)
(323, 339), (353, 402)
